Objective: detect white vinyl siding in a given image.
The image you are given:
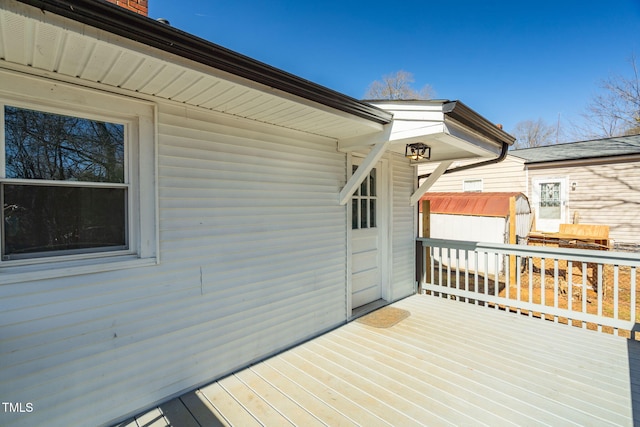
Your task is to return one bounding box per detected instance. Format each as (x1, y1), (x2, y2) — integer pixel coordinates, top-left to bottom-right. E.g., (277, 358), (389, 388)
(0, 100), (350, 427)
(390, 152), (417, 300)
(418, 156), (527, 193)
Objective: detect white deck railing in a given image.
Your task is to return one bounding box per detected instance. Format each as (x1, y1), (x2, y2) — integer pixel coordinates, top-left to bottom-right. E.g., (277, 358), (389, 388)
(417, 238), (640, 338)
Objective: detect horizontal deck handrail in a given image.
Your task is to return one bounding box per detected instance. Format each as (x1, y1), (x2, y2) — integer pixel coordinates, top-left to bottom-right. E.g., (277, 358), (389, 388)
(418, 237), (639, 338)
(418, 237), (640, 267)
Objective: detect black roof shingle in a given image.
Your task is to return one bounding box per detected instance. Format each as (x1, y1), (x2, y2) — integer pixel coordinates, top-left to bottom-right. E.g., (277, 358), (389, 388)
(510, 134), (640, 163)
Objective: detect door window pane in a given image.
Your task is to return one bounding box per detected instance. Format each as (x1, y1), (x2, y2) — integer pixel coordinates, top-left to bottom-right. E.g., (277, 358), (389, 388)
(352, 198), (359, 229)
(539, 182), (561, 219)
(369, 168), (376, 196)
(361, 199), (368, 229)
(370, 199), (376, 228)
(351, 166), (378, 230)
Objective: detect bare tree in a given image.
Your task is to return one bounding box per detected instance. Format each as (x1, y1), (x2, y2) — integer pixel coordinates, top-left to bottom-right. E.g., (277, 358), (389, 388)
(575, 54), (640, 139)
(364, 70), (434, 100)
(510, 118), (558, 149)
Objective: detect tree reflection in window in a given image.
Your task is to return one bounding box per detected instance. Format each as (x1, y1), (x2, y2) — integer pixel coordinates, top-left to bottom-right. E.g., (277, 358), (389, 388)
(5, 106), (124, 182)
(3, 106), (127, 259)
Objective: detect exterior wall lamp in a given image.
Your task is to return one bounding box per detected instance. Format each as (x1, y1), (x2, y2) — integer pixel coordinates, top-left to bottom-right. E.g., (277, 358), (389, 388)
(405, 143), (431, 161)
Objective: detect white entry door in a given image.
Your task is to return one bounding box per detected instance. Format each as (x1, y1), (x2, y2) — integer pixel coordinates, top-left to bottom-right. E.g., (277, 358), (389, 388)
(350, 159), (388, 309)
(532, 178), (567, 232)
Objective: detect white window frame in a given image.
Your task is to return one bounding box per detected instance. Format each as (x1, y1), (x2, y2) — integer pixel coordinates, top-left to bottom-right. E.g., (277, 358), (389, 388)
(0, 70), (158, 284)
(463, 178), (483, 192)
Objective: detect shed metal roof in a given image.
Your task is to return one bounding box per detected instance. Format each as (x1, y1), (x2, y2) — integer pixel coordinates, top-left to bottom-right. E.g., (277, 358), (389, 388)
(510, 134), (640, 164)
(419, 192), (530, 217)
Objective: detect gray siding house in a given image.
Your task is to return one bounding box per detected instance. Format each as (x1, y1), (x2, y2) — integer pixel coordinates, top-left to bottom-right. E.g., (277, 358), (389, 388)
(0, 1), (514, 426)
(419, 135), (640, 246)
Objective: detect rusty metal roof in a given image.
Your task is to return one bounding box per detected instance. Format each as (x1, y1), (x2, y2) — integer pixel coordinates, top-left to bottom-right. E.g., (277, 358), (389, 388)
(419, 192), (529, 217)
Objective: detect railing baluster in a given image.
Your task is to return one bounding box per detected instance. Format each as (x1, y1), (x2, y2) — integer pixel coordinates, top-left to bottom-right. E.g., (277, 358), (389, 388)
(541, 257), (546, 314)
(417, 238), (639, 336)
(568, 260), (573, 314)
(631, 267), (637, 340)
(553, 259), (559, 323)
(613, 265), (619, 336)
(474, 251), (479, 306)
(528, 254), (533, 318)
(516, 255), (522, 314)
(455, 248), (460, 296)
(447, 247), (451, 290)
(582, 262), (587, 329)
(430, 246), (435, 285)
(464, 249), (469, 296)
(438, 247), (443, 296)
(495, 252), (500, 309)
(484, 252), (489, 298)
(597, 264), (603, 332)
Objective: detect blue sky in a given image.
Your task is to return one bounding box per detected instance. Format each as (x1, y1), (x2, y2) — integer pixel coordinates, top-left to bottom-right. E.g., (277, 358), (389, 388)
(149, 1), (640, 138)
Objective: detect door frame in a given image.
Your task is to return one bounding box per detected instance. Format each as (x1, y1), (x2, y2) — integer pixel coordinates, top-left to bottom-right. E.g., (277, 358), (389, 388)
(346, 153), (391, 319)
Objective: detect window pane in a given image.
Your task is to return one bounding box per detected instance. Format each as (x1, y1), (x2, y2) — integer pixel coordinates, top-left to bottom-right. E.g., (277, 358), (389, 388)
(352, 198), (359, 229)
(369, 168), (376, 196)
(3, 184), (127, 258)
(361, 199), (368, 229)
(539, 182), (561, 219)
(360, 177), (368, 196)
(352, 165), (359, 196)
(369, 199), (376, 228)
(5, 106), (125, 183)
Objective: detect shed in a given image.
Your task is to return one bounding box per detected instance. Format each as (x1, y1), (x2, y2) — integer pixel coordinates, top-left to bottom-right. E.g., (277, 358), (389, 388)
(419, 192), (532, 275)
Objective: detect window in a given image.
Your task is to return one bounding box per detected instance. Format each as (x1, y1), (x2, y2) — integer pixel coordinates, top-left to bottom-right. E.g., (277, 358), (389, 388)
(539, 182), (561, 219)
(351, 165), (377, 229)
(0, 72), (157, 281)
(3, 106), (128, 260)
(463, 178), (483, 192)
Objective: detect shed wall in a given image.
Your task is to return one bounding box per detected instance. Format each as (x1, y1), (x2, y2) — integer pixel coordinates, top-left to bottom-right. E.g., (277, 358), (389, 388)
(430, 214), (506, 275)
(1, 99), (351, 426)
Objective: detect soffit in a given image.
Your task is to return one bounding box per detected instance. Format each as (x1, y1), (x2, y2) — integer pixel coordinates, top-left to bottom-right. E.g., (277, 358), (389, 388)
(0, 2), (384, 140)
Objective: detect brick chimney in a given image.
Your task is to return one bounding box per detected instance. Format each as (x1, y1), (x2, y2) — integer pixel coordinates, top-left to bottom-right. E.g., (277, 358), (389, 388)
(106, 0), (148, 16)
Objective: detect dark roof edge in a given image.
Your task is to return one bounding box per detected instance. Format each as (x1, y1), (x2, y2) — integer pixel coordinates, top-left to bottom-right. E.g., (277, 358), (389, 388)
(516, 152), (640, 165)
(443, 101), (516, 146)
(14, 0), (393, 125)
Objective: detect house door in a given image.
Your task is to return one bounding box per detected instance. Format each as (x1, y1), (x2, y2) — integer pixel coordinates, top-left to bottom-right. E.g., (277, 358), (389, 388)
(532, 178), (567, 232)
(350, 158), (388, 309)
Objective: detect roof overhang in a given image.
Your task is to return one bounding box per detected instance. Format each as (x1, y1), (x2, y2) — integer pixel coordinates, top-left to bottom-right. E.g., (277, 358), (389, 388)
(340, 100), (515, 161)
(3, 0), (390, 140)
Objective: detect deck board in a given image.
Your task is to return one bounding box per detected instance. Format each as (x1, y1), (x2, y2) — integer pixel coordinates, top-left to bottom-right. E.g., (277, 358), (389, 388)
(121, 294), (638, 426)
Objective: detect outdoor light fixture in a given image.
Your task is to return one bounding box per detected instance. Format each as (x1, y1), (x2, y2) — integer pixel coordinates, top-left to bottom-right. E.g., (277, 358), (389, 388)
(405, 143), (430, 161)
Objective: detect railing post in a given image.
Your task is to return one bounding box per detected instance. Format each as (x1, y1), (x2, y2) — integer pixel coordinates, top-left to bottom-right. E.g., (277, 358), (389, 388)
(422, 200), (431, 284)
(509, 196), (517, 284)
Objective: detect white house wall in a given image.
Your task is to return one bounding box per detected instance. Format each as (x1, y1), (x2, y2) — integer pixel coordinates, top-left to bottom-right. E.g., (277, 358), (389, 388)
(1, 95), (352, 426)
(390, 153), (418, 300)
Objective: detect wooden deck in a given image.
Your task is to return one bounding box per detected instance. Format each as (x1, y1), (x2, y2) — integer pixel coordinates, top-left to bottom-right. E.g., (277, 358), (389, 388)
(117, 295), (639, 426)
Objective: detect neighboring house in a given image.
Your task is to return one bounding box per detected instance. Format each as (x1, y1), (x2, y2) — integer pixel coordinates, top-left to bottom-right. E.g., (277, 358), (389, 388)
(419, 135), (640, 246)
(0, 1), (514, 426)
